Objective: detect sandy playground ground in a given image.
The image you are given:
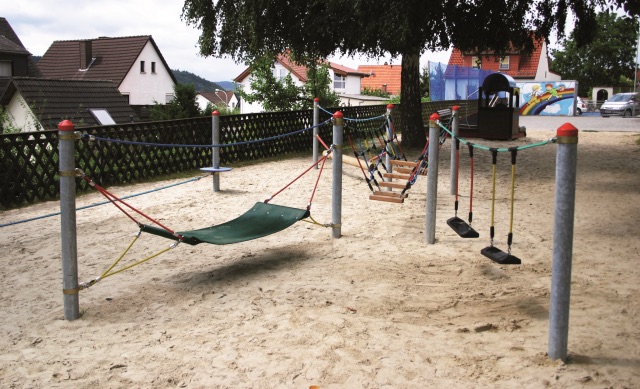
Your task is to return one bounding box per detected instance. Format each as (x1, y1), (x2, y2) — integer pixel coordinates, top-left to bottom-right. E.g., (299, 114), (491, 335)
(0, 126), (638, 388)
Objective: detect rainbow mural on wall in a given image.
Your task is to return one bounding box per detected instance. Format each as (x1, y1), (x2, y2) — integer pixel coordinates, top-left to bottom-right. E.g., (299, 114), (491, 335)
(518, 81), (577, 116)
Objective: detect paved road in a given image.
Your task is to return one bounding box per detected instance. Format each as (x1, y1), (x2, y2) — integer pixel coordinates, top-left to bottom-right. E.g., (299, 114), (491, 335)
(520, 115), (640, 132)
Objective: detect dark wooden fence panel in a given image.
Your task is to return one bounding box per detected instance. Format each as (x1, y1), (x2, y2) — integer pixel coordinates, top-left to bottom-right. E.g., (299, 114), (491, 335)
(1, 101), (471, 209)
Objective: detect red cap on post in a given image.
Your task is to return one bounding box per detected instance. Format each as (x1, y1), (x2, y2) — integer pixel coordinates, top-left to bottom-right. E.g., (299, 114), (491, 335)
(58, 120), (75, 131)
(387, 104), (394, 109)
(430, 113), (440, 121)
(452, 105), (460, 111)
(212, 111), (220, 116)
(557, 123), (578, 137)
(314, 97), (319, 102)
(333, 111), (343, 119)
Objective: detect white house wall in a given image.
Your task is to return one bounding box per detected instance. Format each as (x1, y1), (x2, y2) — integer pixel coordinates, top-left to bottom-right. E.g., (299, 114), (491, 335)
(6, 93), (44, 132)
(535, 42), (561, 81)
(119, 41), (175, 105)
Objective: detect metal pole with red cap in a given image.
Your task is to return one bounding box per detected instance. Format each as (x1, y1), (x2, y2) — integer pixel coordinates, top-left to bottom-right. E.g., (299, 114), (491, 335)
(331, 111), (344, 238)
(425, 112), (441, 244)
(58, 120), (80, 320)
(548, 123), (578, 361)
(313, 97), (320, 169)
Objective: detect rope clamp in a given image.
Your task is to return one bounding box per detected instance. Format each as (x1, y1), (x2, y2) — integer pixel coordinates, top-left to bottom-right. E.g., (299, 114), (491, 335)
(58, 131), (83, 140)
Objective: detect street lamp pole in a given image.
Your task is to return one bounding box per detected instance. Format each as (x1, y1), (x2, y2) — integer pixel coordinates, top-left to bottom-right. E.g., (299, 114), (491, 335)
(215, 89), (229, 108)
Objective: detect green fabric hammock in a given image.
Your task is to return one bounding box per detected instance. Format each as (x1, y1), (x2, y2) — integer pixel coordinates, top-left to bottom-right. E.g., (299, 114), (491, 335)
(139, 202), (310, 245)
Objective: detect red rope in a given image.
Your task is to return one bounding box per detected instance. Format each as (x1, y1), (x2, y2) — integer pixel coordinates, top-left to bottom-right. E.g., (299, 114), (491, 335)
(348, 135), (369, 180)
(83, 176), (179, 236)
(266, 140), (330, 204)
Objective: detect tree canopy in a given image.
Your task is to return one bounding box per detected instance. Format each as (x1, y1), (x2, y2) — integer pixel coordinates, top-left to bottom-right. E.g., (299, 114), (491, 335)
(551, 11), (639, 97)
(237, 56), (340, 112)
(182, 0), (639, 148)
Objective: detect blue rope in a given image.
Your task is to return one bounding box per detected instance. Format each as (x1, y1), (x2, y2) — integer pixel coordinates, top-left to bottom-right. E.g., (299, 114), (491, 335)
(83, 118), (332, 148)
(317, 105), (386, 122)
(0, 177), (201, 229)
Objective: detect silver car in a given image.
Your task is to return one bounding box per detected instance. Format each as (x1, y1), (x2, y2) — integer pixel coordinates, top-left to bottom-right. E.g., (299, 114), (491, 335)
(599, 93), (640, 118)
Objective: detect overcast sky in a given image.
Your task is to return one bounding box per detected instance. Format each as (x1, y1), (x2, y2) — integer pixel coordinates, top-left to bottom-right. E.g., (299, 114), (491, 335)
(4, 0), (453, 83)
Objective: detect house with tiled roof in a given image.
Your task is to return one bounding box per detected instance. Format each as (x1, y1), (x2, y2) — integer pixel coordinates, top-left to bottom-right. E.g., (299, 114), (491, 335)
(233, 53), (372, 113)
(0, 17), (42, 78)
(37, 36), (177, 112)
(447, 38), (560, 81)
(0, 77), (139, 131)
(357, 64), (402, 96)
(196, 90), (238, 111)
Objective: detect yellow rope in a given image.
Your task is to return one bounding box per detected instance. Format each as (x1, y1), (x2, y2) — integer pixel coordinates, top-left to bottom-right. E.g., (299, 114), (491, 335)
(99, 233), (140, 278)
(490, 162), (497, 228)
(80, 232), (177, 290)
(301, 215), (331, 227)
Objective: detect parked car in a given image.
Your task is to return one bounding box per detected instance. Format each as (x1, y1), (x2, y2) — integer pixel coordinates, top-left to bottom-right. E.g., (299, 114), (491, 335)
(599, 93), (640, 118)
(576, 97), (587, 115)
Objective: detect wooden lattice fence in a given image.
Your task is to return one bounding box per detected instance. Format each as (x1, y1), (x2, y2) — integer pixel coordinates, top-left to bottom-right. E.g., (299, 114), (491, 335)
(0, 101), (469, 209)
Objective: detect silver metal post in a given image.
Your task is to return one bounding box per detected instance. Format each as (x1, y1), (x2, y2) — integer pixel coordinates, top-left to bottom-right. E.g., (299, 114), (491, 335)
(212, 111), (221, 191)
(548, 124), (578, 361)
(313, 97), (319, 168)
(425, 113), (440, 244)
(332, 111), (344, 239)
(58, 120), (80, 320)
(450, 105), (460, 195)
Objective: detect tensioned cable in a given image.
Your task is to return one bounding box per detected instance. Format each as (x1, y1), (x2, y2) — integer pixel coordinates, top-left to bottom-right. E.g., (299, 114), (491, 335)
(82, 118), (332, 148)
(436, 121), (556, 151)
(0, 177), (202, 228)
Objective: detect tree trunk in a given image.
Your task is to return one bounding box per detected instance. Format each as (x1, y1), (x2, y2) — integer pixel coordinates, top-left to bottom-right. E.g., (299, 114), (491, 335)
(399, 48), (425, 150)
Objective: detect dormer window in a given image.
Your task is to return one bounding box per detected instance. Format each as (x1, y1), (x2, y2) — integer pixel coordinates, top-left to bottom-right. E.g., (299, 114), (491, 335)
(0, 61), (11, 77)
(334, 74), (346, 89)
(471, 56), (482, 69)
(140, 61), (146, 73)
(500, 56), (510, 70)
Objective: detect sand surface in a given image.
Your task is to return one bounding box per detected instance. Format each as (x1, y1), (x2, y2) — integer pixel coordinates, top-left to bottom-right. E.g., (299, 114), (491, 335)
(0, 128), (638, 388)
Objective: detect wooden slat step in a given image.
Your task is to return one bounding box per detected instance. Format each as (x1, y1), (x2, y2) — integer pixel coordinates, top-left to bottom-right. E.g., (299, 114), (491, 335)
(378, 181), (408, 189)
(369, 194), (404, 203)
(372, 191), (407, 199)
(383, 172), (411, 180)
(389, 159), (418, 167)
(395, 167), (414, 174)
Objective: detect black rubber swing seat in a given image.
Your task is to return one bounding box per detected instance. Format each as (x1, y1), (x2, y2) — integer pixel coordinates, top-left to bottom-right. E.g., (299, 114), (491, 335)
(481, 246), (521, 265)
(447, 216), (479, 238)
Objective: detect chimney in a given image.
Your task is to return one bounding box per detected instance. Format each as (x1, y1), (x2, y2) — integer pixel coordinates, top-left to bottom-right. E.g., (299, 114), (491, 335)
(80, 40), (92, 70)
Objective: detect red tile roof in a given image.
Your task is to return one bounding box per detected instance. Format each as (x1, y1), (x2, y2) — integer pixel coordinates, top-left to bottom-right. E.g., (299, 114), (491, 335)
(447, 38), (546, 79)
(357, 65), (402, 95)
(38, 36), (177, 86)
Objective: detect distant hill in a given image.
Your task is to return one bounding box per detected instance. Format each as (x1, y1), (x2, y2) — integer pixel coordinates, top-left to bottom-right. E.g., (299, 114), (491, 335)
(172, 69), (226, 92)
(214, 81), (237, 91)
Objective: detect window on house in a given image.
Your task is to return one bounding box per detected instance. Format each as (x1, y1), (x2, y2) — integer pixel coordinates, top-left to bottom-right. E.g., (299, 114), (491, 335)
(471, 56), (481, 69)
(500, 56), (510, 70)
(334, 74), (346, 89)
(151, 62), (156, 73)
(140, 61), (145, 73)
(88, 108), (116, 125)
(273, 67), (287, 80)
(0, 61), (11, 77)
(165, 93), (174, 103)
